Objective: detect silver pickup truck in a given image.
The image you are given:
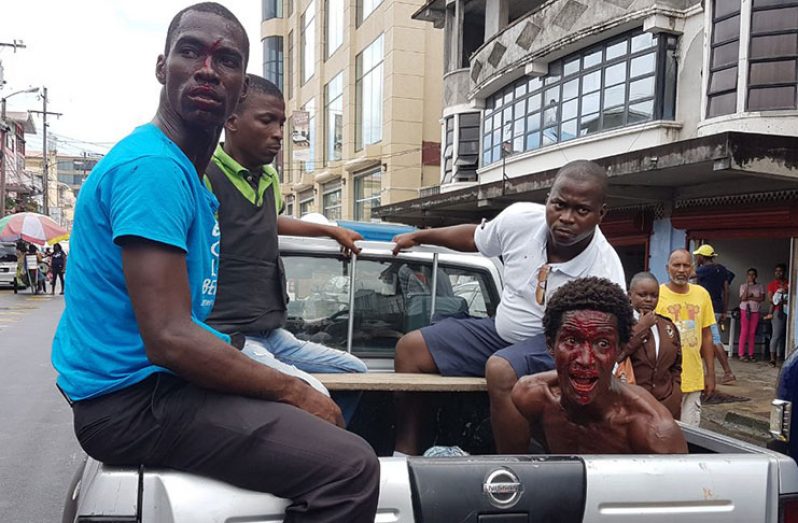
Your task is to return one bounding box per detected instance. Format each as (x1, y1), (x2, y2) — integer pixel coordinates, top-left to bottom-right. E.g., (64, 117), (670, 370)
(63, 237), (798, 523)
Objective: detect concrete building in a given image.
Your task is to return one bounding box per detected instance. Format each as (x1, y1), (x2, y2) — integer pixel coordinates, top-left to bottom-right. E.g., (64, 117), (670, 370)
(260, 0), (444, 220)
(0, 110), (35, 215)
(379, 0), (798, 351)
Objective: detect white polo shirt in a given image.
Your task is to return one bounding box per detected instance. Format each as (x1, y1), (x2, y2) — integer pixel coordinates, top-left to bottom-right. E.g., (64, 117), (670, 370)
(474, 202), (626, 344)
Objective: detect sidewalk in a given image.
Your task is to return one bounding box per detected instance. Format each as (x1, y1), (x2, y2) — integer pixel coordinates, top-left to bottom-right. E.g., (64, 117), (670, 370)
(700, 355), (780, 446)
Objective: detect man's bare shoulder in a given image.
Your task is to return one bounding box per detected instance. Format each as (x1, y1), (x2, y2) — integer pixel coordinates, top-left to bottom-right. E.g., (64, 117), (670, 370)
(622, 383), (687, 453)
(512, 370), (559, 419)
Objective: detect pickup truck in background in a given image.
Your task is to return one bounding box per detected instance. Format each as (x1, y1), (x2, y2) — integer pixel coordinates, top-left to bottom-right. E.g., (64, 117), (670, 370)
(64, 236), (798, 523)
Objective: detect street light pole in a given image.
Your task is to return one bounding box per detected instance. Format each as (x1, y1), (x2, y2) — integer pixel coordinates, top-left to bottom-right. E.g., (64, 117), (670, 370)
(0, 86), (40, 217)
(30, 87), (62, 217)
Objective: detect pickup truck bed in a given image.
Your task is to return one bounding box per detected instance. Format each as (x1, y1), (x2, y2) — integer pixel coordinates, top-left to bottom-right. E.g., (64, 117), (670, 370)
(68, 425), (798, 523)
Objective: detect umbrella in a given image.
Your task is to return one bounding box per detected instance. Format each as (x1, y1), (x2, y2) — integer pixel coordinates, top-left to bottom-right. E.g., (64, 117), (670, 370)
(0, 212), (69, 246)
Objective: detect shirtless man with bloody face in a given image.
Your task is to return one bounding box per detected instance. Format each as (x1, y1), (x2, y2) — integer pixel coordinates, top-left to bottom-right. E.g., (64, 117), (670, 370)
(512, 277), (687, 454)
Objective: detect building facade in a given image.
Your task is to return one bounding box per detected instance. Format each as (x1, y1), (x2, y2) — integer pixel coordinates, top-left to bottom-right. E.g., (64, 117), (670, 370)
(0, 111), (35, 215)
(261, 0), (444, 221)
(380, 0), (798, 350)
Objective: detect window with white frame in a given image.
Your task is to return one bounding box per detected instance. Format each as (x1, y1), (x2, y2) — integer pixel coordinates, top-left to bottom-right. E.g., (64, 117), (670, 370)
(299, 189), (315, 216)
(747, 0), (798, 111)
(263, 37), (284, 91)
(482, 30), (675, 166)
(301, 0), (316, 85)
(325, 73), (344, 163)
(353, 169), (381, 221)
(284, 194), (295, 216)
(357, 0), (383, 26)
(322, 180), (342, 220)
(326, 0), (344, 58)
(707, 1), (741, 117)
(356, 34), (384, 150)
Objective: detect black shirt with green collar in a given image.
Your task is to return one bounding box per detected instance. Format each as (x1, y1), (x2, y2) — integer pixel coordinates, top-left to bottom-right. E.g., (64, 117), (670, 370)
(203, 144), (288, 335)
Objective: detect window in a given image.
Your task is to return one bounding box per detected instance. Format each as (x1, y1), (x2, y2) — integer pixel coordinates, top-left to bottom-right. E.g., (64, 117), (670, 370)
(262, 0), (283, 20)
(482, 31), (672, 166)
(443, 113), (480, 183)
(284, 194), (295, 216)
(443, 116), (454, 181)
(282, 254), (498, 357)
(461, 0), (486, 69)
(301, 1), (316, 84)
(325, 73), (344, 163)
(322, 180), (342, 220)
(357, 0), (383, 25)
(287, 31), (294, 100)
(326, 0), (344, 58)
(707, 1), (741, 117)
(299, 189), (315, 216)
(748, 0), (798, 110)
(353, 169), (381, 221)
(356, 35), (384, 150)
(263, 37), (284, 91)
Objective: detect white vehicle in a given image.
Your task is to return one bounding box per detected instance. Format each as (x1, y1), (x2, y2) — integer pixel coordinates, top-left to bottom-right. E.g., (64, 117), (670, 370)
(63, 237), (798, 523)
(0, 242), (18, 288)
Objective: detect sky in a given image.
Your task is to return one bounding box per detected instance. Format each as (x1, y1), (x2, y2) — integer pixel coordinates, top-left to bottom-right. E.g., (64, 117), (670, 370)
(0, 0), (262, 156)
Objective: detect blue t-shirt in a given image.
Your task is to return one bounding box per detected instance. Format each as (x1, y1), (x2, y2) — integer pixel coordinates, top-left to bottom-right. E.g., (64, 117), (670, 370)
(52, 123), (228, 401)
(696, 263), (734, 313)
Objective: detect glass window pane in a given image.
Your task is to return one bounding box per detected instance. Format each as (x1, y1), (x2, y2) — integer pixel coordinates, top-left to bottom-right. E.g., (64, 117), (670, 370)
(713, 14), (740, 44)
(542, 127), (558, 144)
(709, 67), (738, 94)
(527, 112), (541, 132)
(749, 60), (797, 85)
(562, 99), (578, 120)
(515, 82), (527, 97)
(630, 53), (656, 78)
(545, 62), (562, 84)
(514, 101), (525, 117)
(750, 34), (798, 59)
(528, 77), (543, 92)
(712, 40), (740, 69)
(513, 118), (525, 137)
(605, 62), (627, 86)
(580, 112), (600, 136)
(563, 79), (579, 100)
(564, 58), (581, 76)
(748, 85), (797, 110)
(715, 0), (740, 18)
(545, 86), (560, 105)
(492, 144), (500, 160)
(503, 107), (513, 123)
(603, 84), (626, 108)
(581, 91), (600, 114)
(628, 100), (654, 123)
(503, 121), (513, 141)
(513, 136), (524, 153)
(602, 106), (625, 129)
(583, 49), (602, 69)
(483, 150), (492, 164)
(606, 40), (628, 60)
(582, 70), (601, 93)
(561, 119), (577, 141)
(707, 91), (738, 117)
(629, 76), (655, 101)
(543, 106), (558, 127)
(528, 93), (541, 112)
(503, 88), (513, 105)
(631, 33), (656, 52)
(526, 131), (541, 150)
(752, 8), (798, 33)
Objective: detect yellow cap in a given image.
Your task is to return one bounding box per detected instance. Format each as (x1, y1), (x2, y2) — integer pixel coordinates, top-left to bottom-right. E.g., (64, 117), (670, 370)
(692, 244), (717, 257)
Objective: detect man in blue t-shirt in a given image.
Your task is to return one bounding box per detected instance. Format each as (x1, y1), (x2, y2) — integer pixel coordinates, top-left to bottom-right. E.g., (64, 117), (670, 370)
(51, 4), (378, 521)
(693, 244), (736, 385)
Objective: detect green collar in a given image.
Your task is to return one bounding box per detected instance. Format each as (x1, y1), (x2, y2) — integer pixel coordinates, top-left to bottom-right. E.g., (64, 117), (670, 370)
(208, 144), (281, 208)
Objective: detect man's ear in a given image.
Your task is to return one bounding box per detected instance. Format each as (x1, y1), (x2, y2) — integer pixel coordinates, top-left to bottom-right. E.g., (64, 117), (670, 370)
(598, 202), (608, 222)
(155, 55), (166, 85)
(224, 113), (239, 134)
(238, 75), (250, 106)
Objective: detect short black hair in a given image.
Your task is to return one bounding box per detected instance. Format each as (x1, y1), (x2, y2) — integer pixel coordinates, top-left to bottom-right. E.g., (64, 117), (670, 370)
(747, 267), (758, 277)
(164, 2), (249, 64)
(246, 74), (283, 100)
(629, 271), (659, 290)
(552, 160), (609, 203)
(776, 263), (787, 272)
(543, 277), (634, 346)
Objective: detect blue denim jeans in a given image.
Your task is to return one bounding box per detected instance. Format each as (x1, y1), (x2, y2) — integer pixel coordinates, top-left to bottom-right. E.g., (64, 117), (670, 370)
(242, 328), (367, 423)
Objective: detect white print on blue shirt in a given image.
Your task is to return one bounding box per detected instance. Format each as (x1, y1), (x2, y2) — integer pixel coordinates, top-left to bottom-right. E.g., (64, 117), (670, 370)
(202, 220), (221, 307)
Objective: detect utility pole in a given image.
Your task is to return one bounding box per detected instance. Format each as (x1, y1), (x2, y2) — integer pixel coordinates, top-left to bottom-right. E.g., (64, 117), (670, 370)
(0, 40), (29, 217)
(30, 87), (62, 217)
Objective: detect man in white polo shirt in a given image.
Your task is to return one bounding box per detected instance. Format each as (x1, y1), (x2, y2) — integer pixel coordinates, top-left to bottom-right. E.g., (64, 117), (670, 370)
(391, 159), (626, 454)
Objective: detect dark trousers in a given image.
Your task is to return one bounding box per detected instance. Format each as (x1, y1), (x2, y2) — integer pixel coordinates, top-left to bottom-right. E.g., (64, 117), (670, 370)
(51, 270), (65, 293)
(72, 373), (380, 522)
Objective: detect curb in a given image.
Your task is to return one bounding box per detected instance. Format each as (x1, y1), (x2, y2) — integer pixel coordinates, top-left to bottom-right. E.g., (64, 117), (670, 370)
(724, 411), (770, 433)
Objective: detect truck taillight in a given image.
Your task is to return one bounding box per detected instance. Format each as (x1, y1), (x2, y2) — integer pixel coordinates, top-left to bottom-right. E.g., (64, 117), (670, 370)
(781, 495), (798, 523)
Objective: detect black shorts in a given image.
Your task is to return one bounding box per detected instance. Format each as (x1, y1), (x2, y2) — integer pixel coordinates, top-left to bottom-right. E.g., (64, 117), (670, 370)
(420, 317), (554, 378)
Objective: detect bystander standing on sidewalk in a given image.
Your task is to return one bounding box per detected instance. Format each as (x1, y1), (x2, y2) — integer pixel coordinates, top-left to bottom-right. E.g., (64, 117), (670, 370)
(738, 268), (765, 362)
(765, 263), (790, 367)
(50, 243), (66, 295)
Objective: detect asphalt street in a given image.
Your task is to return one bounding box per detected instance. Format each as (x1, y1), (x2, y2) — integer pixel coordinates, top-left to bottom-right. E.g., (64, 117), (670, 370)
(0, 288), (83, 523)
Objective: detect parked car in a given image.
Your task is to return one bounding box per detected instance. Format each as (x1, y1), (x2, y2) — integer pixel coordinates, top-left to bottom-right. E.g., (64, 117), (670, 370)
(63, 237), (798, 522)
(0, 242), (18, 288)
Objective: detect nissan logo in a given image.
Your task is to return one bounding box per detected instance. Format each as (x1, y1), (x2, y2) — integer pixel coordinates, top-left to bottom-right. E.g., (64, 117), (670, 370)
(483, 468), (522, 508)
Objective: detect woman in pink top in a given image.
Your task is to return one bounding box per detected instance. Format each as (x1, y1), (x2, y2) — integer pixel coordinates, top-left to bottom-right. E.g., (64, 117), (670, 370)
(738, 268), (766, 361)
